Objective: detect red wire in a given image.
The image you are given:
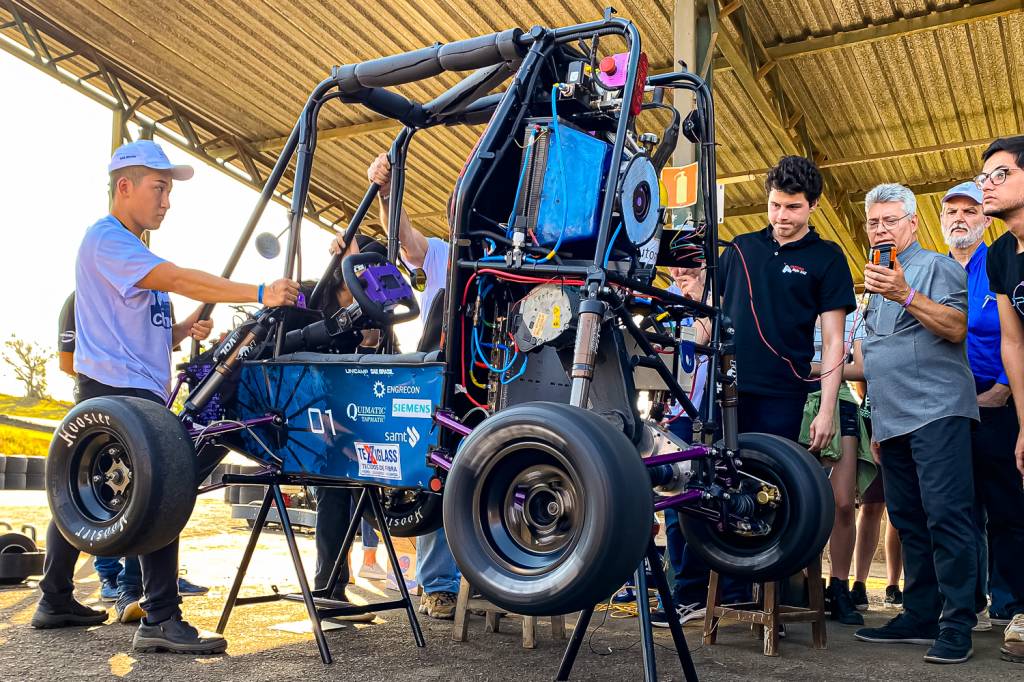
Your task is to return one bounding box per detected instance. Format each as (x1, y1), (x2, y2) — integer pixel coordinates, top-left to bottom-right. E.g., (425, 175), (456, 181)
(730, 242), (858, 383)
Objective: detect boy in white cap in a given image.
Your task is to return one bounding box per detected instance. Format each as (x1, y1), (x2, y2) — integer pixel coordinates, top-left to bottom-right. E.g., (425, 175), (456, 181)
(31, 140), (299, 654)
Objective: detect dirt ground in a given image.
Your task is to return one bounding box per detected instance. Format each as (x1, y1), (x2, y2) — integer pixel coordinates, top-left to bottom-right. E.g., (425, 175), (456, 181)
(0, 491), (1017, 681)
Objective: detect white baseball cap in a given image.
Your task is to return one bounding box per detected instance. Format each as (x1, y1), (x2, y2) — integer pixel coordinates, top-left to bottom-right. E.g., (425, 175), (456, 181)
(108, 140), (194, 181)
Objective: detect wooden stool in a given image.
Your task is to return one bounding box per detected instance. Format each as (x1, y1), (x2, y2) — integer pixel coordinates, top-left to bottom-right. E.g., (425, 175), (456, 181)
(452, 577), (567, 649)
(701, 554), (827, 656)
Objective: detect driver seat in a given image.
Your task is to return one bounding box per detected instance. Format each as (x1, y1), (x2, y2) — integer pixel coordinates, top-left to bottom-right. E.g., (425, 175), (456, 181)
(417, 289), (445, 353)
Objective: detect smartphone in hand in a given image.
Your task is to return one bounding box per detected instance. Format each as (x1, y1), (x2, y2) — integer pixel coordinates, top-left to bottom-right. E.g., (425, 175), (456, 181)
(869, 243), (895, 269)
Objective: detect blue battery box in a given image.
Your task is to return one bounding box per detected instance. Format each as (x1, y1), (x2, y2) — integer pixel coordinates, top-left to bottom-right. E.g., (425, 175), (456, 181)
(234, 354), (444, 489)
(521, 118), (612, 246)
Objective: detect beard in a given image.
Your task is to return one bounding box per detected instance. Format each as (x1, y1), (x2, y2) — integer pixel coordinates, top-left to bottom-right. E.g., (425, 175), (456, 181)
(942, 222), (985, 249)
(983, 194), (1024, 220)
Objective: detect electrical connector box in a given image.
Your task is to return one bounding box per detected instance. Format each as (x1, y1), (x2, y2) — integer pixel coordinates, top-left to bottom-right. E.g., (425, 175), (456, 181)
(516, 118), (612, 247)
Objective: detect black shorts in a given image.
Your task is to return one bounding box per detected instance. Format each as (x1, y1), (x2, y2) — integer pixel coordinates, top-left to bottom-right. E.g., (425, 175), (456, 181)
(838, 398), (859, 439)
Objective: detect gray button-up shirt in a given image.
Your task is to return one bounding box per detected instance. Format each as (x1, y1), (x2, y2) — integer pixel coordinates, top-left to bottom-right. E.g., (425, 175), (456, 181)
(863, 241), (979, 441)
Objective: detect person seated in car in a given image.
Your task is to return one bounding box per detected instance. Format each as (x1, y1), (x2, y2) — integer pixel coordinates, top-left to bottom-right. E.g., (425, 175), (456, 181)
(307, 234), (388, 613)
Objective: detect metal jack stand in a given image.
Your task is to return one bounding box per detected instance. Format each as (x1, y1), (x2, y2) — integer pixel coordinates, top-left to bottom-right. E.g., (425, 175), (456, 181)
(555, 539), (699, 681)
(216, 475), (425, 664)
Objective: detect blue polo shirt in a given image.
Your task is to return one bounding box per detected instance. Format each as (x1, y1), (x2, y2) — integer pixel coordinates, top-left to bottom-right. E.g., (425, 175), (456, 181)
(956, 242), (1008, 393)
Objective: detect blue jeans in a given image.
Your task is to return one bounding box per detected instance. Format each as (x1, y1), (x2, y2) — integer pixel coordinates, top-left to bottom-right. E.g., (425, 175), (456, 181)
(416, 527), (460, 595)
(93, 555), (142, 596)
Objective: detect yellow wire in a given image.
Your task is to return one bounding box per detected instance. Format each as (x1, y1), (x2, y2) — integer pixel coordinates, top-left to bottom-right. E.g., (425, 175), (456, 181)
(469, 363), (487, 389)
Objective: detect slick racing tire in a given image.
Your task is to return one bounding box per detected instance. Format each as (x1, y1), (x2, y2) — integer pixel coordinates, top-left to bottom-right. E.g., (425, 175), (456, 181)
(0, 532), (38, 585)
(47, 397), (198, 557)
(444, 402), (653, 616)
(680, 432), (834, 582)
(363, 488), (443, 538)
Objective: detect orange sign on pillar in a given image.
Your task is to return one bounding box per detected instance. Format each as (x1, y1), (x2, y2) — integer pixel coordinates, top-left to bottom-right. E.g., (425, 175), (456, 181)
(660, 163), (699, 208)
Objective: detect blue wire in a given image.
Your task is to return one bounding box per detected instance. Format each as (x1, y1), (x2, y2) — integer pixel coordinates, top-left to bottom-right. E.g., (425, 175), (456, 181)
(603, 222), (623, 267)
(501, 354), (528, 384)
(473, 326), (518, 373)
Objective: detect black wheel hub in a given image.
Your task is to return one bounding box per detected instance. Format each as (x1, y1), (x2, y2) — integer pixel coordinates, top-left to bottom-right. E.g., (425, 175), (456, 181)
(72, 432), (134, 523)
(478, 442), (584, 575)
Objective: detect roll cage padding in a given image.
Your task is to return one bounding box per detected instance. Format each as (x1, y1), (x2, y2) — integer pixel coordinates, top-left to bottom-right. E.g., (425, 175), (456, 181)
(333, 29), (524, 93)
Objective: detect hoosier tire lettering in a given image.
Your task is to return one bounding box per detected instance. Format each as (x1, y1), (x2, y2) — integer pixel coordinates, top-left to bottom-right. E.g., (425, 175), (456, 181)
(56, 412), (112, 446)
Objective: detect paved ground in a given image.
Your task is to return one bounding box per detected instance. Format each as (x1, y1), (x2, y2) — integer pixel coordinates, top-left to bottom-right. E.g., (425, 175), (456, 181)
(0, 492), (1017, 681)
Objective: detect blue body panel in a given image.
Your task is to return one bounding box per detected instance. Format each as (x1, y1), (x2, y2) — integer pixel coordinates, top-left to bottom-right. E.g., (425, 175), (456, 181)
(234, 358), (443, 488)
(534, 123), (611, 246)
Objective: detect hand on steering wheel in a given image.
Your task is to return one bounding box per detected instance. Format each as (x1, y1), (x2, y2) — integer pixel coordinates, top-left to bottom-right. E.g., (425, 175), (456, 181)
(342, 252), (419, 326)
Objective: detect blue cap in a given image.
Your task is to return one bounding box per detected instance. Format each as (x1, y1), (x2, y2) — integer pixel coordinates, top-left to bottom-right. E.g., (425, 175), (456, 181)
(108, 140), (194, 181)
(941, 181), (982, 205)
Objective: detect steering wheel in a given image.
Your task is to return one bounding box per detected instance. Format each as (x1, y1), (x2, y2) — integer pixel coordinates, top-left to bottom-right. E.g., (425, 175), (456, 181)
(342, 251), (420, 326)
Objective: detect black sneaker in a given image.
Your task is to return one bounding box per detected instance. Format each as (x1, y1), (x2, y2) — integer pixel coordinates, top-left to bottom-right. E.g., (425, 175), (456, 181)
(133, 617), (227, 654)
(884, 584), (903, 609)
(828, 579), (864, 625)
(855, 613), (937, 645)
(31, 599), (108, 629)
(851, 581), (868, 611)
(923, 629), (972, 664)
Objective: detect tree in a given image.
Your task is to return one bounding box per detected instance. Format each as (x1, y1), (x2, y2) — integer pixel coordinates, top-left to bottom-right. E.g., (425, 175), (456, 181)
(2, 335), (53, 400)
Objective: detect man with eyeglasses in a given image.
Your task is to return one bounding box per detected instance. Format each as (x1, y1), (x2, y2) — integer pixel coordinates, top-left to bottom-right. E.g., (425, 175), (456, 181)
(940, 181), (1024, 638)
(978, 134), (1024, 664)
(853, 184), (979, 664)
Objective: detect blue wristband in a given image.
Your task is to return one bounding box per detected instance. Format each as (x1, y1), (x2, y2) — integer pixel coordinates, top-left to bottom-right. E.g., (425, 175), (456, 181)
(257, 283), (265, 304)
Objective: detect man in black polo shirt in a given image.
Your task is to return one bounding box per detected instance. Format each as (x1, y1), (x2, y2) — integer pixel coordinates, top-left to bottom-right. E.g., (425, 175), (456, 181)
(719, 156), (856, 445)
(716, 156), (856, 613)
(979, 134), (1024, 662)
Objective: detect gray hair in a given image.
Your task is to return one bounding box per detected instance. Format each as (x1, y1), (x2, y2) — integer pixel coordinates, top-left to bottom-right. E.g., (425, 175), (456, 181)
(864, 183), (917, 218)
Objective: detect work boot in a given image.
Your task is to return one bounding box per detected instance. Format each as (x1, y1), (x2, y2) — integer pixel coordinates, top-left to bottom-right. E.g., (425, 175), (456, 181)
(827, 578), (864, 625)
(418, 591), (457, 619)
(1001, 613), (1024, 663)
(31, 599), (108, 629)
(923, 629), (972, 664)
(133, 617), (227, 654)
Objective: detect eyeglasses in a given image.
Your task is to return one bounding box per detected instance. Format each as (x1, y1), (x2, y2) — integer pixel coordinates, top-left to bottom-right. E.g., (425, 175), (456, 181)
(865, 213), (909, 232)
(974, 167), (1019, 189)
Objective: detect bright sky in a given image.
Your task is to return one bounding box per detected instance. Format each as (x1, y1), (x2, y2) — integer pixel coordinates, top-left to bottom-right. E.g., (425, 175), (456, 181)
(0, 50), (422, 402)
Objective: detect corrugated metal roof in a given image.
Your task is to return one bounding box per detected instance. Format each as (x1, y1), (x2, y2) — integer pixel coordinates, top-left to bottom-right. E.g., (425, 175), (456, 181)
(5, 0), (1019, 277)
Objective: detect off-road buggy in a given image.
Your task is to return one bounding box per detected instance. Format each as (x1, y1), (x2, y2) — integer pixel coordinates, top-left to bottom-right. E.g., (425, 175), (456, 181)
(47, 10), (833, 665)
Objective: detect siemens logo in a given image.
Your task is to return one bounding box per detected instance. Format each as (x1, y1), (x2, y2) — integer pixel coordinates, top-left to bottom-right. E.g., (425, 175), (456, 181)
(391, 399), (433, 419)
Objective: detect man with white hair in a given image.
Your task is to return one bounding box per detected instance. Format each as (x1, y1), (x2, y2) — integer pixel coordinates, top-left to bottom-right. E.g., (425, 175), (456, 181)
(940, 181), (1024, 633)
(853, 183), (979, 664)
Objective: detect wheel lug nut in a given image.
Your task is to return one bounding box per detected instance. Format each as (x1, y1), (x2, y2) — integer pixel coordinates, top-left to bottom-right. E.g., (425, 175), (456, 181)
(92, 474), (105, 483)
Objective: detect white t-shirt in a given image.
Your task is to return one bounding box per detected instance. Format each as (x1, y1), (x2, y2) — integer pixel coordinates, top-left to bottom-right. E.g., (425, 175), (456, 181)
(420, 237), (450, 323)
(74, 215), (172, 399)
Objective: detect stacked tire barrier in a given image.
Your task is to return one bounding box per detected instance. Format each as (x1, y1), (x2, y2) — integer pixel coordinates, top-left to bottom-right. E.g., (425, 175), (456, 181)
(3, 456), (27, 490)
(0, 456), (47, 490)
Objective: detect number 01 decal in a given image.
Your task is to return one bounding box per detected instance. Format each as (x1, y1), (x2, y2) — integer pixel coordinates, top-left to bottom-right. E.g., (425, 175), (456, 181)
(308, 407), (337, 436)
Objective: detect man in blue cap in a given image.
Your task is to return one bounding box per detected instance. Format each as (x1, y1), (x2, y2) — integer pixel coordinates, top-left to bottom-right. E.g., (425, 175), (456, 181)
(941, 181), (1024, 633)
(32, 140), (300, 654)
